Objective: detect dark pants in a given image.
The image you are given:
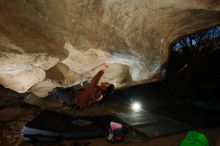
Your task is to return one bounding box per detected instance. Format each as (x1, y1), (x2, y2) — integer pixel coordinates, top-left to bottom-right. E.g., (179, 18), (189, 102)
(48, 82), (90, 106)
(48, 86), (76, 106)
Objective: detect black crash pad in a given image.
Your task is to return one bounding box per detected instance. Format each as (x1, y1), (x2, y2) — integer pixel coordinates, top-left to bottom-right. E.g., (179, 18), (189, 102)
(116, 111), (193, 138)
(22, 110), (122, 141)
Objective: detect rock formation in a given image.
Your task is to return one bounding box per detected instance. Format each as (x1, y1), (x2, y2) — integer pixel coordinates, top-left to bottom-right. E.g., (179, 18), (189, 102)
(0, 0), (220, 94)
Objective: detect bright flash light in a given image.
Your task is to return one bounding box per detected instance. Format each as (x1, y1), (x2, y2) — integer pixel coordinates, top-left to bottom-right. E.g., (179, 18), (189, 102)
(131, 102), (142, 112)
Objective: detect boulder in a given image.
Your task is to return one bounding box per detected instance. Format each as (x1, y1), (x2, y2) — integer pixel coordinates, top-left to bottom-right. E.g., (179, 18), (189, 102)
(0, 0), (219, 92)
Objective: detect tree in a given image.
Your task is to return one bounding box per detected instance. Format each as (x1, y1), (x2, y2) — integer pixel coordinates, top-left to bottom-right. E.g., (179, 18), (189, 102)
(166, 25), (220, 97)
(172, 25), (220, 68)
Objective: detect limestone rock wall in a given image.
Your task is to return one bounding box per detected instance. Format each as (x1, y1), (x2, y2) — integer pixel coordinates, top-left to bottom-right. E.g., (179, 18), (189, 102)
(0, 0), (220, 94)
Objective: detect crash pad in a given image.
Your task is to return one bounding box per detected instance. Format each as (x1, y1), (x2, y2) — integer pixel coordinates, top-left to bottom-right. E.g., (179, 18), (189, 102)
(116, 111), (193, 138)
(22, 110), (122, 141)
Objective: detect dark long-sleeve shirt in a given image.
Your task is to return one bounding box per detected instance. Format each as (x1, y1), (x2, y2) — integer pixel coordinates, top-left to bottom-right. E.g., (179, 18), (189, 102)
(91, 70), (104, 86)
(74, 70), (104, 107)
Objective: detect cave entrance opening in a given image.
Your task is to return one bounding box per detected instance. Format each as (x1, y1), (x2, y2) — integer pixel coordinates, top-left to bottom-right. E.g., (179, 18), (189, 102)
(165, 24), (220, 101)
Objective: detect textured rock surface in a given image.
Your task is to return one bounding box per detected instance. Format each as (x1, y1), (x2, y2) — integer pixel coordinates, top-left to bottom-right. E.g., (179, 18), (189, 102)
(0, 0), (220, 94)
(0, 107), (22, 121)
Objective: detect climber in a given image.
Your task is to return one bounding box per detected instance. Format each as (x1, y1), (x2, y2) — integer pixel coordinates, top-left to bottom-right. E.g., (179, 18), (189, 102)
(48, 66), (115, 108)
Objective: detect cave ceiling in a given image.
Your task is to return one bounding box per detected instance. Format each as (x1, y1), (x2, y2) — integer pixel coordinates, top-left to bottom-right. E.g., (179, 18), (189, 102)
(0, 0), (220, 95)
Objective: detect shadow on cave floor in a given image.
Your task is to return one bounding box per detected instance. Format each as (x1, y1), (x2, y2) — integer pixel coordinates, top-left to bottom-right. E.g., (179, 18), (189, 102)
(0, 82), (175, 146)
(1, 82), (220, 146)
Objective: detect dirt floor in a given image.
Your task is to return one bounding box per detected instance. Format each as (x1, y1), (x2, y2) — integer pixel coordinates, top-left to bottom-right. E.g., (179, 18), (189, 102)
(0, 82), (220, 146)
(0, 103), (220, 146)
(0, 99), (131, 146)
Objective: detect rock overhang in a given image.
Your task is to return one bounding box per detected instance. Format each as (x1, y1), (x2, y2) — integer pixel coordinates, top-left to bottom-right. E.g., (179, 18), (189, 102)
(0, 0), (220, 95)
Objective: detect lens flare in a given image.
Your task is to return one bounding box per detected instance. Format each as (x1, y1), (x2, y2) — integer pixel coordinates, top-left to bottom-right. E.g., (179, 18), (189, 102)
(131, 102), (142, 112)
